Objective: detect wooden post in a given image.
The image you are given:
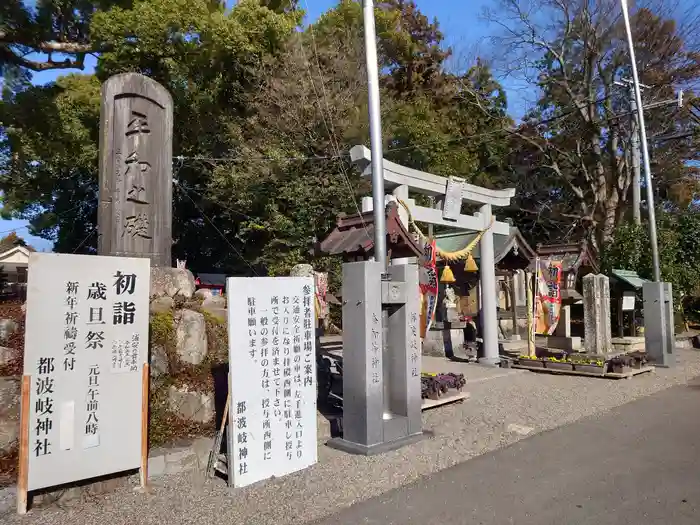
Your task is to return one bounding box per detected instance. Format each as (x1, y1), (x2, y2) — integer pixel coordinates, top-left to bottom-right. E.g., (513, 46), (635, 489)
(617, 296), (625, 338)
(526, 271), (535, 357)
(509, 274), (519, 338)
(17, 375), (31, 515)
(140, 364), (149, 488)
(427, 197), (435, 238)
(207, 394), (230, 479)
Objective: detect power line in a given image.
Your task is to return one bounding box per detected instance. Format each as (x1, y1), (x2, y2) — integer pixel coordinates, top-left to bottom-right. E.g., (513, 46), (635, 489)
(175, 153), (347, 163)
(174, 180), (258, 222)
(171, 128), (507, 165)
(0, 202), (85, 237)
(72, 229), (96, 253)
(171, 98), (621, 167)
(296, 9), (370, 235)
(174, 181), (259, 276)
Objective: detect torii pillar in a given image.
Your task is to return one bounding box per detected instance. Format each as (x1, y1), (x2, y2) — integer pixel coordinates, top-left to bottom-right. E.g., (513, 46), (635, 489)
(351, 145), (515, 366)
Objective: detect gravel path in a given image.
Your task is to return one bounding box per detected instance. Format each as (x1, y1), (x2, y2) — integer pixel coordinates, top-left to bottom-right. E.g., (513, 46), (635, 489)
(4, 349), (700, 525)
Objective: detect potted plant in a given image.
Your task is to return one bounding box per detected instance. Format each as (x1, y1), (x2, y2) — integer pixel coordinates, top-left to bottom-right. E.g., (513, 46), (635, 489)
(609, 355), (641, 374)
(609, 360), (625, 374)
(543, 356), (573, 371)
(627, 352), (647, 369)
(517, 355), (544, 368)
(571, 357), (606, 375)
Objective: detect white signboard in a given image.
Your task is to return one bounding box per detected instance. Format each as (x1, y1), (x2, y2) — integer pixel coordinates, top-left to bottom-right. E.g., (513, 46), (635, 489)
(442, 176), (465, 221)
(23, 253), (150, 491)
(227, 277), (317, 488)
(622, 291), (636, 311)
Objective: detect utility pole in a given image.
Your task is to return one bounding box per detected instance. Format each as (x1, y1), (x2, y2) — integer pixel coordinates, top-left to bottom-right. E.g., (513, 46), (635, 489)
(363, 0), (387, 270)
(621, 0), (660, 281)
(328, 0), (425, 456)
(621, 0), (676, 367)
(615, 78), (684, 229)
(629, 85), (642, 225)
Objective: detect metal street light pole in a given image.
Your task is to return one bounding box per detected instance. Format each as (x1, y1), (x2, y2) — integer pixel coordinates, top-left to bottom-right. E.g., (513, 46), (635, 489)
(363, 0), (387, 270)
(620, 0), (661, 282)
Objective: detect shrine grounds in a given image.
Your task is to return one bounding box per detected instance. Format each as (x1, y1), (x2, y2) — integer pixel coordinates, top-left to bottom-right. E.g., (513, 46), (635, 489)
(2, 348), (699, 524)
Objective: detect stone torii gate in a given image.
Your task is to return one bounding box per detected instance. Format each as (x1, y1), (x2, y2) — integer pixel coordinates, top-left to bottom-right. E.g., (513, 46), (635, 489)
(350, 145), (516, 365)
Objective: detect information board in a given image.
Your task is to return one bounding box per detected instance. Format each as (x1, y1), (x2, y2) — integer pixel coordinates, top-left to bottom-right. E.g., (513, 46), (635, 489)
(226, 277), (318, 488)
(22, 253), (150, 491)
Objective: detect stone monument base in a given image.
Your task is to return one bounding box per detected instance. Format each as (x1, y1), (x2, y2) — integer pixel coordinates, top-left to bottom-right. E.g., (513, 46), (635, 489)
(421, 322), (466, 358)
(611, 337), (645, 353)
(327, 430), (431, 456)
(536, 335), (582, 352)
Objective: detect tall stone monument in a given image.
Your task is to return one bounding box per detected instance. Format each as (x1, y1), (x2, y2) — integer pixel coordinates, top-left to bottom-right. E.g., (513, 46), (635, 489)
(98, 73), (173, 267)
(583, 274), (612, 354)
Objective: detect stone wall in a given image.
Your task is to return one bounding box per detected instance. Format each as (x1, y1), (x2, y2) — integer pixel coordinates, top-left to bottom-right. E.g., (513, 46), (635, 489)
(0, 301), (24, 486)
(148, 268), (227, 446)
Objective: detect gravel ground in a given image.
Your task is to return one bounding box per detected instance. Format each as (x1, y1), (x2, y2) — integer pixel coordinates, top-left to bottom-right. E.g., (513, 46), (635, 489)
(3, 349), (700, 525)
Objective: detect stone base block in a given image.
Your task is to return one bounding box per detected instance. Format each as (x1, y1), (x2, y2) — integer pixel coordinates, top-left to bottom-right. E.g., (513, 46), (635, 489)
(536, 336), (582, 352)
(326, 430), (431, 456)
(611, 337), (645, 353)
(499, 339), (528, 355)
(422, 328), (465, 358)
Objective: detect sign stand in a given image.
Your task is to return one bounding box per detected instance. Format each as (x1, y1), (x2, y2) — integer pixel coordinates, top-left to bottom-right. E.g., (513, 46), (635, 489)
(226, 277), (318, 488)
(17, 253), (150, 510)
(140, 364), (150, 489)
(17, 375), (30, 515)
(206, 394), (230, 480)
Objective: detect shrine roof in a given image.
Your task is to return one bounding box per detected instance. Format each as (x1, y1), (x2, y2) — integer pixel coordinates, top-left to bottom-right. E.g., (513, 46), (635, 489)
(433, 227), (536, 267)
(196, 273), (227, 287)
(611, 269), (649, 290)
(535, 241), (600, 273)
(315, 202), (423, 260)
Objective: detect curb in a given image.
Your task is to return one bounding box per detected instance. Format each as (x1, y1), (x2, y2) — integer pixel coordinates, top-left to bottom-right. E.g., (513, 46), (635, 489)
(0, 436), (215, 514)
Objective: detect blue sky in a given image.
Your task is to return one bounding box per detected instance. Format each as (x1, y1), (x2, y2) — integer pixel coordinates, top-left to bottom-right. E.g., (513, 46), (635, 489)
(1, 0), (516, 251)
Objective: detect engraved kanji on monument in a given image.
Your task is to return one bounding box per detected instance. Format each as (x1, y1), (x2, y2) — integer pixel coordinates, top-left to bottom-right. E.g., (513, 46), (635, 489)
(98, 73), (173, 267)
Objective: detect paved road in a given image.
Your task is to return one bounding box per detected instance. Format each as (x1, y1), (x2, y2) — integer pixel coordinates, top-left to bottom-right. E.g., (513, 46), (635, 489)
(312, 381), (700, 525)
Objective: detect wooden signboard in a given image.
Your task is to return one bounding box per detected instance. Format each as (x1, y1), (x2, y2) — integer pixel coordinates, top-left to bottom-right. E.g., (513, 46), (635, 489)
(226, 277), (318, 488)
(18, 253), (150, 513)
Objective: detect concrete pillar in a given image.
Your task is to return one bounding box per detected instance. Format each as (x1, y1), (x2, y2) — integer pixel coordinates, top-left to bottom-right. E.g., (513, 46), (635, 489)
(329, 260), (425, 455)
(583, 274), (612, 354)
(554, 305), (571, 337)
(478, 203), (499, 366)
(643, 281), (675, 367)
(392, 185), (409, 229)
(362, 195), (394, 212)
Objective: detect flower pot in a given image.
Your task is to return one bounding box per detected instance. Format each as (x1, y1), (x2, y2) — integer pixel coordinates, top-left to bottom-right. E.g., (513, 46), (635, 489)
(610, 363), (627, 374)
(518, 359), (544, 368)
(572, 363), (606, 375)
(544, 361), (573, 371)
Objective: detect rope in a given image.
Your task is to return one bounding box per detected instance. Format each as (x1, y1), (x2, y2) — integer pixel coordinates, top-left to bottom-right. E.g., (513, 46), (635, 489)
(396, 199), (494, 262)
